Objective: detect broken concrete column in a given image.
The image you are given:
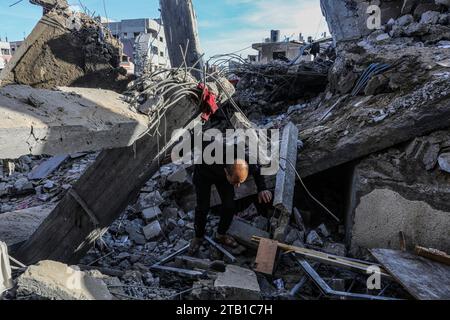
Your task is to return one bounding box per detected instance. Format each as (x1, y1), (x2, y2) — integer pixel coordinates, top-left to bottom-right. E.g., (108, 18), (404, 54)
(273, 122), (299, 242)
(320, 0), (404, 43)
(0, 242), (13, 295)
(16, 260), (113, 300)
(0, 9), (126, 91)
(214, 265), (261, 300)
(30, 0), (69, 13)
(160, 0), (203, 78)
(0, 86), (149, 159)
(346, 129), (450, 254)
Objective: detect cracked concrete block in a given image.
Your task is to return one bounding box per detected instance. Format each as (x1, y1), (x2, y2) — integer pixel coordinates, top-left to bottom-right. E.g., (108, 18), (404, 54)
(214, 265), (261, 300)
(142, 221), (162, 240)
(0, 85), (149, 159)
(16, 260), (113, 300)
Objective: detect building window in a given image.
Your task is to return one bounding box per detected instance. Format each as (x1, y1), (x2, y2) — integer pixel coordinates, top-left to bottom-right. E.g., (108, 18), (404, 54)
(273, 51), (288, 61)
(1, 49), (10, 55)
(151, 46), (158, 55)
(160, 51), (164, 57)
(123, 32), (128, 37)
(159, 36), (164, 42)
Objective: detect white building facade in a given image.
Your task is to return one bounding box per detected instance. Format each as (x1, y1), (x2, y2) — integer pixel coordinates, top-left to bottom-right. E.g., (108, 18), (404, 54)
(104, 18), (169, 75)
(0, 42), (12, 71)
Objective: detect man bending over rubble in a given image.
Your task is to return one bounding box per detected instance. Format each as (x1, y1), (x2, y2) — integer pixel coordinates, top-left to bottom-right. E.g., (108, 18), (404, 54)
(189, 157), (273, 255)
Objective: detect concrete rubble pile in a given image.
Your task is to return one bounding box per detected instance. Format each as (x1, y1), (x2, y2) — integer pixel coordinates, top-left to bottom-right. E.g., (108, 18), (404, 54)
(1, 0), (450, 301)
(231, 53), (333, 118)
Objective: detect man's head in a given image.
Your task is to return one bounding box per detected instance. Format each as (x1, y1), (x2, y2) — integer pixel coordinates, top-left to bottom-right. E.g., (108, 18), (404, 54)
(225, 159), (249, 187)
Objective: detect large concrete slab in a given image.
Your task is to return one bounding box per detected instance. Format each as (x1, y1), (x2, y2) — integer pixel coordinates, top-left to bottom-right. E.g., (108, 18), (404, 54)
(0, 85), (149, 159)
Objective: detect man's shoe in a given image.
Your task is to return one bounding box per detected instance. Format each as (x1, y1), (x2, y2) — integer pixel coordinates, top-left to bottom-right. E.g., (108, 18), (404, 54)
(214, 233), (239, 248)
(188, 237), (204, 256)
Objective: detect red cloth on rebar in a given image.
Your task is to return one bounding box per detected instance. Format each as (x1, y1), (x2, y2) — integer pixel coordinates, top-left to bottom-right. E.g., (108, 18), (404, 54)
(198, 83), (219, 122)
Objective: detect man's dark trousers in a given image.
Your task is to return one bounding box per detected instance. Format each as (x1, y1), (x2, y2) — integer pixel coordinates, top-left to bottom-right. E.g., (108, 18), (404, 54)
(193, 164), (236, 238)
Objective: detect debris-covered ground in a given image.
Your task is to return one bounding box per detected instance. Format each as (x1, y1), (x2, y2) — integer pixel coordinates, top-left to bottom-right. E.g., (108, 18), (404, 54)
(1, 0), (450, 301)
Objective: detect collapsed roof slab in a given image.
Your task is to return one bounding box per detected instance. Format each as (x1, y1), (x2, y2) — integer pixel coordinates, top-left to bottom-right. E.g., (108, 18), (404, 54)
(0, 85), (149, 159)
(291, 70), (450, 178)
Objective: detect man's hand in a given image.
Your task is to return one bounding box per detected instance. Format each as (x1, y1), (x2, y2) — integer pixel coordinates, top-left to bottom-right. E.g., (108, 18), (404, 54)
(258, 190), (273, 204)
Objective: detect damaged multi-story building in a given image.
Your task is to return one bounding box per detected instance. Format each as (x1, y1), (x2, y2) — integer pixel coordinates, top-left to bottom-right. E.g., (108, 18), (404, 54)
(0, 0), (449, 302)
(104, 18), (170, 75)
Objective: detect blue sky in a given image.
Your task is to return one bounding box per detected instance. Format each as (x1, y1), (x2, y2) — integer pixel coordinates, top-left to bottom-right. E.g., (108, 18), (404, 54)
(0, 0), (328, 58)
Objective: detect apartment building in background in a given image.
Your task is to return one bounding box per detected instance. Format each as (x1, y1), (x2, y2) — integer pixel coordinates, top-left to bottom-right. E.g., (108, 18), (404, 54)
(0, 41), (12, 71)
(103, 18), (169, 75)
(9, 41), (24, 55)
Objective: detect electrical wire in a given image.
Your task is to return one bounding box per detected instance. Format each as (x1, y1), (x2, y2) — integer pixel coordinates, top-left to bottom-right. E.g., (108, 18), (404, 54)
(282, 157), (340, 223)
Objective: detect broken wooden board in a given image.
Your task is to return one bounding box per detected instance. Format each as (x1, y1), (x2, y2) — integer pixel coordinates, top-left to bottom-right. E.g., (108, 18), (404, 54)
(415, 246), (450, 266)
(371, 249), (450, 300)
(253, 236), (393, 279)
(255, 238), (278, 275)
(0, 85), (149, 159)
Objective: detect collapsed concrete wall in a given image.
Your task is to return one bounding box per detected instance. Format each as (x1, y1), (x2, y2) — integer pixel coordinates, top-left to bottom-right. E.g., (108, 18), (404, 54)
(0, 7), (129, 92)
(347, 129), (450, 254)
(320, 0), (446, 43)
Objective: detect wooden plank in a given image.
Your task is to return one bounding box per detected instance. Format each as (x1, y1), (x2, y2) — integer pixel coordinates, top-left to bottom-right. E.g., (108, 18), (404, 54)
(415, 246), (450, 266)
(371, 249), (450, 300)
(253, 236), (393, 279)
(255, 238), (278, 275)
